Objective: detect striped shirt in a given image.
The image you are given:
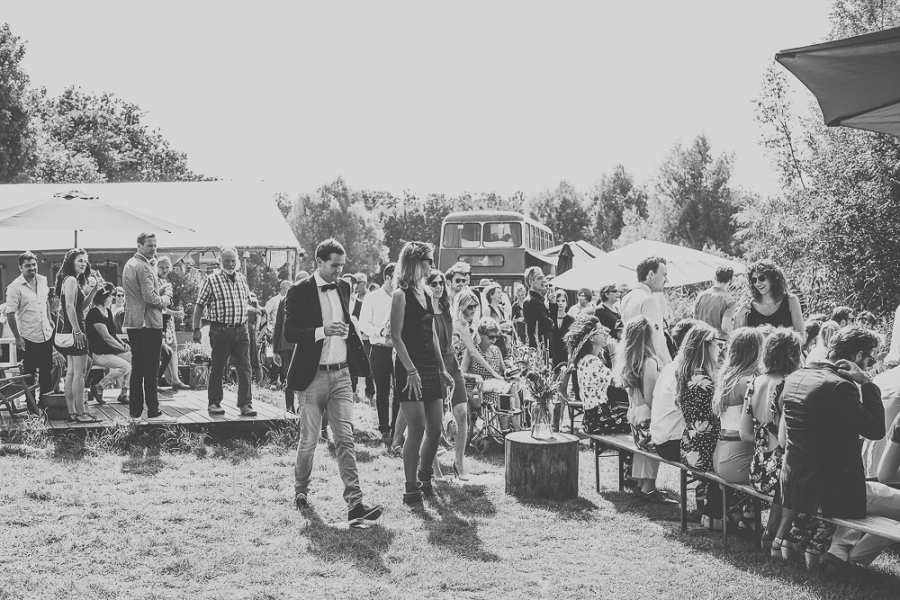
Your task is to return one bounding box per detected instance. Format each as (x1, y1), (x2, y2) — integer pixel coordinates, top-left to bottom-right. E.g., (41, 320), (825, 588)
(196, 270), (250, 325)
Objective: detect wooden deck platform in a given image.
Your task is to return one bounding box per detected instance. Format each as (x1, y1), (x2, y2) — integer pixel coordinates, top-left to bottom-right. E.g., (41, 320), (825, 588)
(0, 386), (299, 438)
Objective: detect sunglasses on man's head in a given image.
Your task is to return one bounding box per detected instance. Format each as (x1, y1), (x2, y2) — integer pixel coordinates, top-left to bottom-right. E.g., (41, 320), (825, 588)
(750, 274), (768, 283)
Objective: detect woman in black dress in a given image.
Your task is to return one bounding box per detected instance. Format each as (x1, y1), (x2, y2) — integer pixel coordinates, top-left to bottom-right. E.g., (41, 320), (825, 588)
(733, 260), (804, 334)
(391, 241), (453, 506)
(55, 248), (103, 423)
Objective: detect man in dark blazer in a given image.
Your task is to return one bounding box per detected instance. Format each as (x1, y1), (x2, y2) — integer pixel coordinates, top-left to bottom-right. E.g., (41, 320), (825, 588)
(777, 326), (885, 570)
(283, 238), (382, 524)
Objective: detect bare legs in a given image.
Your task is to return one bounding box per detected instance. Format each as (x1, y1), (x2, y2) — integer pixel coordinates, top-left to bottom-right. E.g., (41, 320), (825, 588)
(400, 399), (443, 487)
(65, 354), (90, 417)
(452, 401), (469, 477)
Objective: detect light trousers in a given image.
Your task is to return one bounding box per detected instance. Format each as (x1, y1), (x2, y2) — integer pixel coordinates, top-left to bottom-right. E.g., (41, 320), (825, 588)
(293, 368), (363, 508)
(829, 482), (900, 566)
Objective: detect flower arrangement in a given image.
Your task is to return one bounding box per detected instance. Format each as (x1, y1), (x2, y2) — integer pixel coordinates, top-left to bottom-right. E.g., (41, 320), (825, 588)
(514, 342), (561, 439)
(178, 342), (211, 365)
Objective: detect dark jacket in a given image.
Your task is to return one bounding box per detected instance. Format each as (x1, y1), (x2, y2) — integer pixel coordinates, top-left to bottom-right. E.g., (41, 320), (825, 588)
(780, 361), (885, 519)
(283, 275), (370, 392)
(523, 290), (554, 350)
(272, 296), (294, 354)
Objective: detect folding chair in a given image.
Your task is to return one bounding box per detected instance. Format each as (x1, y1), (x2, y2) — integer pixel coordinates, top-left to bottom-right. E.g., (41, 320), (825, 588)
(0, 374), (41, 425)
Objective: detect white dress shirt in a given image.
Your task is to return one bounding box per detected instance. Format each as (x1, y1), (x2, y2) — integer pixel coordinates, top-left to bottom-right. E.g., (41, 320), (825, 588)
(619, 282), (672, 366)
(313, 272), (348, 365)
(4, 274), (53, 343)
(358, 287), (392, 346)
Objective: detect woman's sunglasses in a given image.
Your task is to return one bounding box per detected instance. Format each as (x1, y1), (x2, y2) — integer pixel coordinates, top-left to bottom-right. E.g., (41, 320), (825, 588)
(750, 274), (768, 283)
(485, 334), (500, 340)
(428, 280), (444, 287)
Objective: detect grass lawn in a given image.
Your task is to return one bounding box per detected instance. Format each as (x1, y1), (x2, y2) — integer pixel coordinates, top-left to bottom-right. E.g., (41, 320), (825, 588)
(2, 388), (900, 600)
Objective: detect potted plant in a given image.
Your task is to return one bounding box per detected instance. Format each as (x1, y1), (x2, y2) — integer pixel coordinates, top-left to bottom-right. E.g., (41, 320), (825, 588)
(178, 342), (211, 389)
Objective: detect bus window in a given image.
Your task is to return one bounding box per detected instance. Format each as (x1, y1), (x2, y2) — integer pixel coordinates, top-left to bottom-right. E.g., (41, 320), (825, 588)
(442, 223), (481, 248)
(482, 222), (522, 248)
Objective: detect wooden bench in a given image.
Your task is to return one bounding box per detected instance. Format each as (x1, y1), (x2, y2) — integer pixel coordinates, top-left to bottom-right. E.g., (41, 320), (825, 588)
(586, 432), (900, 553)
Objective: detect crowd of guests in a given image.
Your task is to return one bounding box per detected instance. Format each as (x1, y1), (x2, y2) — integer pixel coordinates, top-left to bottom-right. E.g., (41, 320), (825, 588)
(551, 257), (900, 580)
(3, 235), (276, 424)
(6, 238), (900, 561)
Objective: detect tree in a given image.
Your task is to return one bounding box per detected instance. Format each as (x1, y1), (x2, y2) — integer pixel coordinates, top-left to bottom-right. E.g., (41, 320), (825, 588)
(525, 181), (591, 244)
(25, 86), (209, 182)
(588, 165), (648, 251)
(648, 134), (740, 252)
(287, 177), (388, 276)
(739, 0), (900, 315)
(0, 23), (32, 182)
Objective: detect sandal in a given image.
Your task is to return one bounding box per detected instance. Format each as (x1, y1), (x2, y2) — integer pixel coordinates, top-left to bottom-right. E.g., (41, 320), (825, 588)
(76, 413), (101, 424)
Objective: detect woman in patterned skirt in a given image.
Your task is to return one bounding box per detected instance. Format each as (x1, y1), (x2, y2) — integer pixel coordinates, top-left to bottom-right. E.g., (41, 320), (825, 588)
(391, 241), (452, 506)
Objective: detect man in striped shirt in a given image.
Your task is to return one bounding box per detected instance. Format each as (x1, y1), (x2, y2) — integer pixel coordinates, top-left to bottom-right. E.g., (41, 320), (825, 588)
(191, 247), (257, 416)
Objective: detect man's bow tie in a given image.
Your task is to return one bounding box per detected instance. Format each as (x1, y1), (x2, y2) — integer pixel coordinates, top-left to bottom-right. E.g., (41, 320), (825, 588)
(320, 283), (338, 292)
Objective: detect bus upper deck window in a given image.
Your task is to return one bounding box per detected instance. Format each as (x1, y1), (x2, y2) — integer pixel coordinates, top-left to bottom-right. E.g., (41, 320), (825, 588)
(442, 223), (481, 248)
(482, 222), (522, 248)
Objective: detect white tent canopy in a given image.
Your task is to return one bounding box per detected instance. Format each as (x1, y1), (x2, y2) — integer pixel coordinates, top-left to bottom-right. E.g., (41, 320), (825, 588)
(0, 182), (300, 253)
(552, 239), (745, 290)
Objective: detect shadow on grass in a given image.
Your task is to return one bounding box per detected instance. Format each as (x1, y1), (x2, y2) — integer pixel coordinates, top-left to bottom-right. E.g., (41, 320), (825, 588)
(301, 508), (395, 574)
(413, 488), (501, 562)
(601, 490), (900, 597)
(516, 496), (600, 521)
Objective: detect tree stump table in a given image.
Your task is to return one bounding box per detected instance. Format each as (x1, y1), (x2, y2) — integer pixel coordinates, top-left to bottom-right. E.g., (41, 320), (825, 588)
(505, 431), (579, 500)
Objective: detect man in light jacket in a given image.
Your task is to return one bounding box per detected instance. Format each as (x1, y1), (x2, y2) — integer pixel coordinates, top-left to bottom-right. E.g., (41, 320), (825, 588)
(122, 233), (171, 421)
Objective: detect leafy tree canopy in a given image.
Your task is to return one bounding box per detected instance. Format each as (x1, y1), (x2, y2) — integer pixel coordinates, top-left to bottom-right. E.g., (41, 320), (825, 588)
(0, 23), (31, 183)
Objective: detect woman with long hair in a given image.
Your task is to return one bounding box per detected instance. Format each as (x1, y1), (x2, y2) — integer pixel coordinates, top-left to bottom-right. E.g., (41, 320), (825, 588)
(563, 315), (626, 435)
(511, 284), (527, 343)
(614, 315), (665, 501)
(426, 269), (456, 482)
(55, 248), (103, 423)
(677, 322), (722, 471)
(733, 259), (805, 334)
(805, 320), (840, 364)
(711, 327), (763, 484)
(739, 329), (803, 555)
(86, 282), (131, 405)
(390, 242), (452, 506)
(156, 256), (189, 389)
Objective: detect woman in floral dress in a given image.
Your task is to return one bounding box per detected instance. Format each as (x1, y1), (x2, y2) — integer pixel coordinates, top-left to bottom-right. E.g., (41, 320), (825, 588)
(739, 328), (803, 555)
(677, 322), (722, 471)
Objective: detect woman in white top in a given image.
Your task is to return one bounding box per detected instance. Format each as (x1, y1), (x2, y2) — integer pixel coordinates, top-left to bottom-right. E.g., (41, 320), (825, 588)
(712, 327), (763, 484)
(614, 315), (664, 502)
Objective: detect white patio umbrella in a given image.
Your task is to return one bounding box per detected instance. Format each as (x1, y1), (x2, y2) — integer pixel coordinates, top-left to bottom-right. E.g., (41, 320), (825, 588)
(0, 189), (194, 247)
(552, 239), (745, 290)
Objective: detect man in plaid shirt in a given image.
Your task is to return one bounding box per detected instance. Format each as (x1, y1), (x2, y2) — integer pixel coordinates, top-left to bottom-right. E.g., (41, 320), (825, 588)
(191, 247), (257, 416)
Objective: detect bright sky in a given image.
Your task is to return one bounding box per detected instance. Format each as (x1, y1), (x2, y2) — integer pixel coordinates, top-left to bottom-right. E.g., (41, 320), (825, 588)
(5, 1), (832, 200)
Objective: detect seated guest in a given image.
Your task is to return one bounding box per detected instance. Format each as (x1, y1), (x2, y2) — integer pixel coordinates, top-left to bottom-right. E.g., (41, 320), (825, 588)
(773, 327), (885, 570)
(712, 328), (763, 484)
(614, 315), (665, 502)
(678, 322), (722, 471)
(651, 319), (702, 461)
(801, 320), (820, 359)
(739, 329), (803, 554)
(821, 410), (900, 578)
(862, 365), (900, 478)
(804, 320), (839, 365)
(562, 315), (625, 435)
(461, 317), (521, 431)
(830, 306), (854, 328)
(86, 283), (131, 404)
(856, 310), (877, 330)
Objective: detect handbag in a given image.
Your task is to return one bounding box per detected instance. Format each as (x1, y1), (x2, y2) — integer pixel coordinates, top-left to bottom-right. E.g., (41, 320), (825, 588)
(53, 303), (75, 349)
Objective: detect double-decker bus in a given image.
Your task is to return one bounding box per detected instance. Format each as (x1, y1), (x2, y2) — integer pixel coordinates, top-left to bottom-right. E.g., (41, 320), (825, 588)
(437, 211), (556, 293)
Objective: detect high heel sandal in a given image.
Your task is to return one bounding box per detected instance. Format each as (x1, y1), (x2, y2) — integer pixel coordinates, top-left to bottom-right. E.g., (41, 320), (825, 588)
(452, 462), (469, 481)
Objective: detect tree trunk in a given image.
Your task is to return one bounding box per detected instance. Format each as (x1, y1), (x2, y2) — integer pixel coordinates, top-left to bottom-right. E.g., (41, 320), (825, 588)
(505, 431), (579, 500)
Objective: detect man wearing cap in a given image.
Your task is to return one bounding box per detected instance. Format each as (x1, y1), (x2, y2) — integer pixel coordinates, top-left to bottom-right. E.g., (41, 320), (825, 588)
(191, 246), (257, 417)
